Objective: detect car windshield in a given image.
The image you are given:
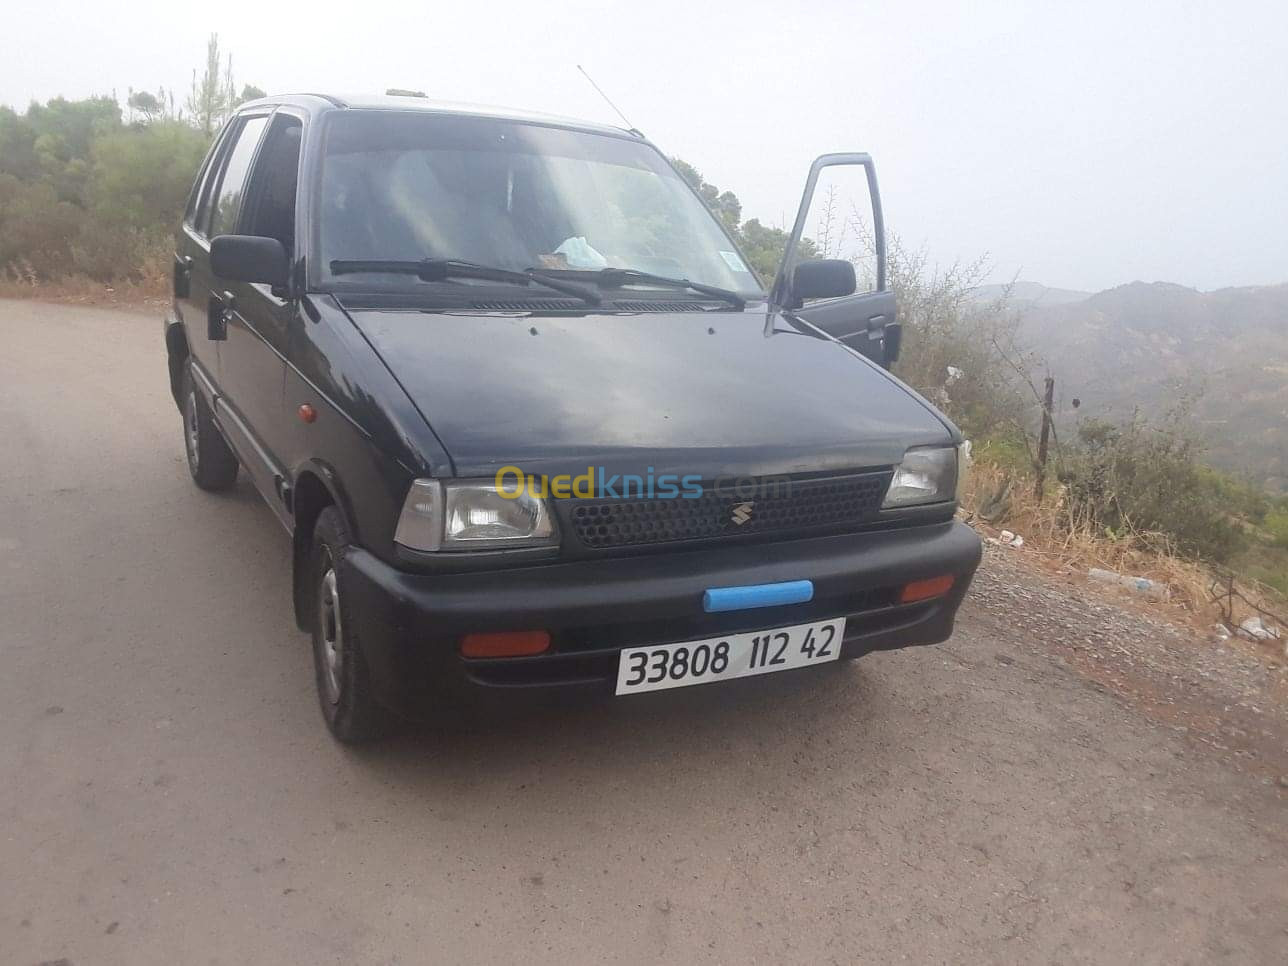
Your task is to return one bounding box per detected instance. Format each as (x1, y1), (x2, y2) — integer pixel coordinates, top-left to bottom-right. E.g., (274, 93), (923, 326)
(316, 110), (763, 297)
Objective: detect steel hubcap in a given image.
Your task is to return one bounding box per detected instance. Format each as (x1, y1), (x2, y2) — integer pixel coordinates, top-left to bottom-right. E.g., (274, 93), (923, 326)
(317, 561), (343, 704)
(185, 389), (200, 467)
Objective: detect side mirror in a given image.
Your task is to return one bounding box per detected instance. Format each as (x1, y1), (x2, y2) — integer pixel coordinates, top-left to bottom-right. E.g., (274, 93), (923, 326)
(792, 259), (856, 302)
(211, 234), (289, 290)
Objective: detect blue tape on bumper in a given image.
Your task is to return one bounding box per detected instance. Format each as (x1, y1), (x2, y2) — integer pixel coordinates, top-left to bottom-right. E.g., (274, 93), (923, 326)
(702, 580), (815, 613)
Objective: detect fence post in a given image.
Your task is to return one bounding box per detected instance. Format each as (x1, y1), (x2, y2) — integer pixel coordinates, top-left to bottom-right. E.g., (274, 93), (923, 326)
(1034, 375), (1055, 500)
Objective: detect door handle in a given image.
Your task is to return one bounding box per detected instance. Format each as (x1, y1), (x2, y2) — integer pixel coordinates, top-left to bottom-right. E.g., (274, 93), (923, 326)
(173, 254), (193, 299)
(207, 291), (232, 342)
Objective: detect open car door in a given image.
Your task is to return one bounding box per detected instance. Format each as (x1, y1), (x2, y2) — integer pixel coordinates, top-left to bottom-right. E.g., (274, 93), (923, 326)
(771, 153), (900, 367)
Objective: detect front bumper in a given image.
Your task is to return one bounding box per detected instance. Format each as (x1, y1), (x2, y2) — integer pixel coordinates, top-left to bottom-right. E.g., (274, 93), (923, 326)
(342, 520), (982, 718)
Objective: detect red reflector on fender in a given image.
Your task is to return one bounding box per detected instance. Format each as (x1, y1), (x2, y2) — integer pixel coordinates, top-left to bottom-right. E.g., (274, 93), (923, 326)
(460, 631), (551, 659)
(900, 575), (956, 604)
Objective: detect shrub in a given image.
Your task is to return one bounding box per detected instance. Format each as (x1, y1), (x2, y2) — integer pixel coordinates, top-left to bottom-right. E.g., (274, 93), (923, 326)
(0, 116), (207, 285)
(69, 219), (170, 283)
(0, 174), (86, 279)
(88, 121), (207, 231)
(1061, 411), (1246, 563)
(889, 243), (1034, 442)
(1265, 508), (1288, 550)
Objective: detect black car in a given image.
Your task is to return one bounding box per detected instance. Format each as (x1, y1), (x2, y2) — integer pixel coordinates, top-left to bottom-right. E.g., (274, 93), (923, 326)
(165, 92), (981, 742)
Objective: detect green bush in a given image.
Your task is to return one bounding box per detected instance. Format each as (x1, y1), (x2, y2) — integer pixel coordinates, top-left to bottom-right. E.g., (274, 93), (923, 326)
(0, 96), (121, 188)
(0, 174), (86, 278)
(970, 433), (1033, 476)
(88, 121), (207, 231)
(0, 108), (207, 284)
(1265, 508), (1288, 550)
(1062, 412), (1246, 563)
(0, 40), (245, 286)
(70, 220), (170, 283)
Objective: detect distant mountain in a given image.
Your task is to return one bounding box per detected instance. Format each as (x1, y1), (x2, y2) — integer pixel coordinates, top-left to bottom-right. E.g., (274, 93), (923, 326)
(1009, 281), (1288, 492)
(971, 281), (1092, 308)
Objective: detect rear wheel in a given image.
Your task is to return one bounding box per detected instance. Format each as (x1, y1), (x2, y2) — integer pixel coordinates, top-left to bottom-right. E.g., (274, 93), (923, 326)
(308, 506), (395, 743)
(180, 362), (238, 491)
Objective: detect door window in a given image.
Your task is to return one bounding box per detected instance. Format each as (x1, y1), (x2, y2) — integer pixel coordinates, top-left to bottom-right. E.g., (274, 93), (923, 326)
(242, 115), (303, 257)
(184, 122), (235, 236)
(799, 164), (879, 301)
(207, 115), (269, 237)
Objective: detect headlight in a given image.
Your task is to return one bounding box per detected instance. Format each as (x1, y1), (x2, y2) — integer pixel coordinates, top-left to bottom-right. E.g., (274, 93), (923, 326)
(393, 479), (556, 552)
(882, 446), (958, 508)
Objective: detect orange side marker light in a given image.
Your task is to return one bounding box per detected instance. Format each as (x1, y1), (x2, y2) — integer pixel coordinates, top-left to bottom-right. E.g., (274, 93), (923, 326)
(899, 575), (956, 604)
(460, 631), (552, 658)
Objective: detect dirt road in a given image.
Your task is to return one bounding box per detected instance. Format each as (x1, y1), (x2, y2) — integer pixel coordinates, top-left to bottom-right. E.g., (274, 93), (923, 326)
(2, 299), (1285, 965)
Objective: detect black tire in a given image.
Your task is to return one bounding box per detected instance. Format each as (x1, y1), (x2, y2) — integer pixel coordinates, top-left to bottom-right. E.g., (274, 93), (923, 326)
(308, 506), (396, 743)
(180, 362), (238, 491)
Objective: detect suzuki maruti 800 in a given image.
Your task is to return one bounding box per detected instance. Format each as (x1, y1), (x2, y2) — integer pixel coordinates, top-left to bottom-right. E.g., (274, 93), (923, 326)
(165, 92), (981, 741)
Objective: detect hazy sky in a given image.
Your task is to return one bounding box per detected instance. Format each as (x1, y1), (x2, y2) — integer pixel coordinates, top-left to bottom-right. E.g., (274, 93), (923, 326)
(6, 0), (1286, 292)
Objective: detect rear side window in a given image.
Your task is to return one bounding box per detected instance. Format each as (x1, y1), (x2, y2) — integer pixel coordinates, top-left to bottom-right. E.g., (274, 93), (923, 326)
(207, 115), (269, 237)
(184, 125), (232, 233)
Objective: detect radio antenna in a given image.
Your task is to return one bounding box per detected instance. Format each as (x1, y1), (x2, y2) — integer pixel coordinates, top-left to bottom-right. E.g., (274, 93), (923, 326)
(576, 64), (639, 133)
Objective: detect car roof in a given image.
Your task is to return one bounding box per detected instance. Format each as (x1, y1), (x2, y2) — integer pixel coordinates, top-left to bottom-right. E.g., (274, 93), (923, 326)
(239, 92), (637, 138)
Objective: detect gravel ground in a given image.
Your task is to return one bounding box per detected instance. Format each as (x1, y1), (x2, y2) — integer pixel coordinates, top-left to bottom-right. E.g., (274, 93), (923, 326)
(968, 547), (1288, 782)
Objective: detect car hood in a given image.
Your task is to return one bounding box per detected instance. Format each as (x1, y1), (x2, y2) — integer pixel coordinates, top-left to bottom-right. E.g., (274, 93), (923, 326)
(345, 307), (956, 480)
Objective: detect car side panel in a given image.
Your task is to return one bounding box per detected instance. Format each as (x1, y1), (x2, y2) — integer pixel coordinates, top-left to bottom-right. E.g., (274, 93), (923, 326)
(282, 295), (453, 560)
(214, 283), (291, 529)
(175, 227), (220, 381)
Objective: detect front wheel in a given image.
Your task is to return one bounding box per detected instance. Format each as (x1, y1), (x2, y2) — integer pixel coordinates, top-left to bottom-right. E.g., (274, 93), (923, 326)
(308, 506), (395, 743)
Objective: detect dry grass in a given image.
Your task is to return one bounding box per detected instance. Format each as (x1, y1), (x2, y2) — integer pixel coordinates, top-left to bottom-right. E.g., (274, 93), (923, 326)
(0, 247), (170, 309)
(0, 272), (168, 309)
(964, 460), (1287, 641)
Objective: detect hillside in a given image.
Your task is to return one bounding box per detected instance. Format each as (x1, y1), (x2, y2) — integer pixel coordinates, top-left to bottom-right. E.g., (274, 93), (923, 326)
(972, 280), (1092, 308)
(1005, 281), (1288, 491)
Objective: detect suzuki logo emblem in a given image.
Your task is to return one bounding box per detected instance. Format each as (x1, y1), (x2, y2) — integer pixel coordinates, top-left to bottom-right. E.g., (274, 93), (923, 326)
(730, 501), (755, 526)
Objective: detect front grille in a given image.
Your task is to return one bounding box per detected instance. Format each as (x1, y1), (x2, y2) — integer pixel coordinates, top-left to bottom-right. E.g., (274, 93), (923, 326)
(566, 470), (893, 550)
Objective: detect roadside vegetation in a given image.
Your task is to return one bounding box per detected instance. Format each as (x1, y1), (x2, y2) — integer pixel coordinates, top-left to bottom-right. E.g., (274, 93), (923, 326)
(0, 35), (258, 297)
(880, 236), (1288, 632)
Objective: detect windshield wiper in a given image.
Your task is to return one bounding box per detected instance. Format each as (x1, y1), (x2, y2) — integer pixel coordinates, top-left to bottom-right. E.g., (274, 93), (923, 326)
(533, 267), (746, 310)
(329, 259), (601, 306)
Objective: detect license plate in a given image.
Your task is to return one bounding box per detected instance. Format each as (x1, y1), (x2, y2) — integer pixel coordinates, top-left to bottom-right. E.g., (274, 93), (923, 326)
(615, 618), (846, 695)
